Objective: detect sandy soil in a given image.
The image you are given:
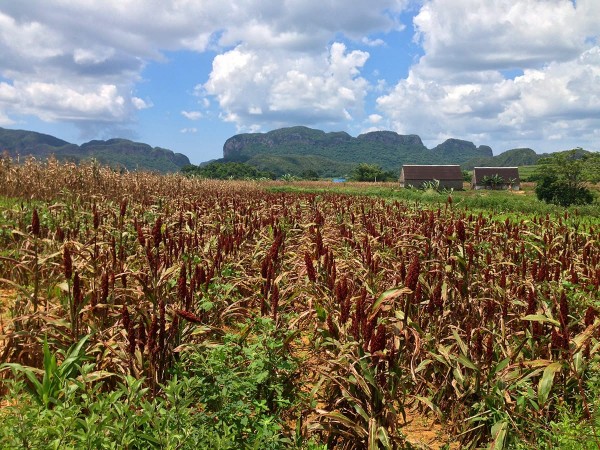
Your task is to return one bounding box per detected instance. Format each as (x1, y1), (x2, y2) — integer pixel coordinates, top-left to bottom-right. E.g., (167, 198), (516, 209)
(401, 408), (460, 449)
(0, 288), (16, 335)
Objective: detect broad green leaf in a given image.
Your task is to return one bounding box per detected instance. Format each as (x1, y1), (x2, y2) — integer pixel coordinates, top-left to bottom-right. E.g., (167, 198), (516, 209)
(573, 351), (584, 375)
(455, 353), (480, 372)
(377, 426), (391, 449)
(489, 420), (508, 450)
(493, 357), (510, 375)
(451, 327), (469, 356)
(315, 303), (326, 322)
(522, 314), (560, 327)
(538, 362), (562, 406)
(370, 288), (411, 319)
(352, 402), (369, 422)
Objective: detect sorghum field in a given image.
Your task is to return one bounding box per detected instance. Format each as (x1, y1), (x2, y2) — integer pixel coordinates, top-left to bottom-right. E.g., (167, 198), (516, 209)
(1, 157), (600, 449)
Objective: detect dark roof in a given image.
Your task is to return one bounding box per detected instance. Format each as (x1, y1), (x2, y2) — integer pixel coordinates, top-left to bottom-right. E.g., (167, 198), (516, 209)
(401, 165), (462, 180)
(472, 167), (519, 184)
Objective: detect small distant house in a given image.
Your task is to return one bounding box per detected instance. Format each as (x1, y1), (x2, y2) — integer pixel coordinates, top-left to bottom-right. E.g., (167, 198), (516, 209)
(399, 165), (463, 190)
(472, 167), (520, 190)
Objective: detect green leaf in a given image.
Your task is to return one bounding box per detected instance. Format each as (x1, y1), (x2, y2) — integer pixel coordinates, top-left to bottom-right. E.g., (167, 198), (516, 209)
(573, 351), (584, 375)
(352, 402), (370, 422)
(493, 357), (510, 375)
(451, 327), (469, 356)
(455, 353), (480, 372)
(489, 420), (508, 450)
(319, 410), (367, 438)
(370, 288), (411, 319)
(377, 426), (391, 449)
(414, 395), (442, 418)
(0, 362), (44, 402)
(522, 314), (560, 327)
(538, 362), (562, 406)
(315, 303), (326, 322)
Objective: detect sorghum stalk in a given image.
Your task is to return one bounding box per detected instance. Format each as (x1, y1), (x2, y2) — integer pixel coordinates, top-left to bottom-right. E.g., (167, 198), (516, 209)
(305, 251), (317, 282)
(72, 272), (82, 338)
(270, 283), (279, 322)
(31, 208), (40, 311)
(404, 254), (420, 324)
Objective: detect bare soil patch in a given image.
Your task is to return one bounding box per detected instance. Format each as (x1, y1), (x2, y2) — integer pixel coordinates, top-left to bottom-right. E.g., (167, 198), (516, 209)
(0, 288), (17, 335)
(400, 408), (460, 450)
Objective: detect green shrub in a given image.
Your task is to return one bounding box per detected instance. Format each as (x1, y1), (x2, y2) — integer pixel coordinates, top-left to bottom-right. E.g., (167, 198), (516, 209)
(178, 316), (302, 449)
(0, 317), (321, 450)
(535, 175), (594, 207)
(534, 150), (595, 207)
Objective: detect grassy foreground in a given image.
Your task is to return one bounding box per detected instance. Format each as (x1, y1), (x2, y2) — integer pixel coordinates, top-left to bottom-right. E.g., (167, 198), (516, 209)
(1, 158), (600, 449)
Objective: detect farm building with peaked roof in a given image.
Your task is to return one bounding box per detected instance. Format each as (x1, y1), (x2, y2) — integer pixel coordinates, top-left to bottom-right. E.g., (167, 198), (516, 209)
(472, 167), (520, 190)
(399, 165), (463, 190)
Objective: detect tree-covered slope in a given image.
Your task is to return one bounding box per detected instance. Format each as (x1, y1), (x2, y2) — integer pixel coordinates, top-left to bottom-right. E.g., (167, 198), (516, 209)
(462, 148), (541, 169)
(0, 127), (190, 173)
(246, 153), (356, 178)
(222, 126), (493, 176)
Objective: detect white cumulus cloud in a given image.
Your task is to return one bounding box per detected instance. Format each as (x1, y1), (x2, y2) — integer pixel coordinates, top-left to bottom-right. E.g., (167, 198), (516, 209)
(132, 97), (151, 110)
(376, 0), (600, 151)
(0, 0), (406, 137)
(0, 81), (128, 121)
(203, 42), (370, 130)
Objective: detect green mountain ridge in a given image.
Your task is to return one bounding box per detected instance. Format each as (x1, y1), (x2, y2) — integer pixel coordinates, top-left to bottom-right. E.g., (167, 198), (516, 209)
(462, 148), (541, 169)
(0, 127), (190, 173)
(221, 126), (503, 176)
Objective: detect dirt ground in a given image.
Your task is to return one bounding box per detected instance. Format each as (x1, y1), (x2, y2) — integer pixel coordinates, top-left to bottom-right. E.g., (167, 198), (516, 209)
(400, 408), (460, 449)
(0, 288), (16, 335)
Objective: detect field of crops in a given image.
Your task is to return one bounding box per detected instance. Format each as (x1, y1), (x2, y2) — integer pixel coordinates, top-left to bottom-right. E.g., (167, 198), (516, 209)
(1, 157), (600, 449)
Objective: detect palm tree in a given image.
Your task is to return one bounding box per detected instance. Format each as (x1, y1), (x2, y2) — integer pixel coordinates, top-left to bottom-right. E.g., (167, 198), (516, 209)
(489, 174), (505, 190)
(481, 175), (492, 189)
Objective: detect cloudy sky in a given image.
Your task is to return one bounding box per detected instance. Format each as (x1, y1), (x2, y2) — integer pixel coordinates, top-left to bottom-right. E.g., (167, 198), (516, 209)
(1, 0), (599, 164)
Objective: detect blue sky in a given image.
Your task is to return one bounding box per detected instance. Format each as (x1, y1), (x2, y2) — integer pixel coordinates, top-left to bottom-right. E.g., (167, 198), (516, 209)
(1, 1), (599, 164)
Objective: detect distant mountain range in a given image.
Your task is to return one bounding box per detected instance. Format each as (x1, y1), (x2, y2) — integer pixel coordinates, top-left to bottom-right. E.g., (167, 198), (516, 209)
(461, 147), (541, 170)
(1, 125), (553, 177)
(0, 127), (190, 173)
(219, 126), (542, 177)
